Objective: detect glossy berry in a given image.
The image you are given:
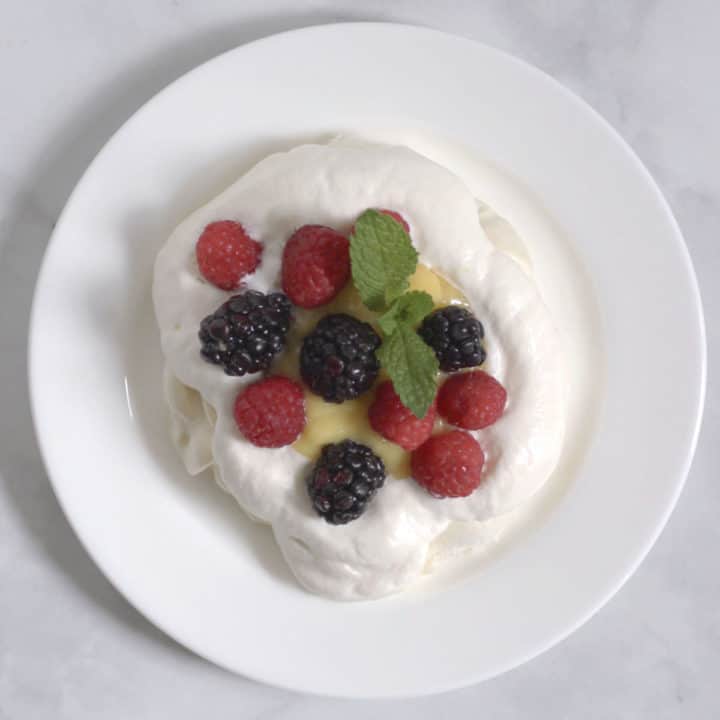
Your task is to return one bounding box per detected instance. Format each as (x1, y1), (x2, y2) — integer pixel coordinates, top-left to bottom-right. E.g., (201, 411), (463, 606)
(437, 370), (507, 430)
(368, 381), (436, 451)
(233, 376), (305, 447)
(281, 225), (350, 308)
(300, 314), (381, 403)
(418, 306), (486, 372)
(199, 290), (291, 376)
(196, 220), (262, 290)
(306, 440), (386, 524)
(411, 431), (485, 498)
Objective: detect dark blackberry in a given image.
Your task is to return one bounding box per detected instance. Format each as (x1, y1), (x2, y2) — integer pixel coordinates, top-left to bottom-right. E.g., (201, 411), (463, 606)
(198, 290), (291, 376)
(418, 306), (486, 372)
(300, 313), (381, 402)
(306, 440), (386, 524)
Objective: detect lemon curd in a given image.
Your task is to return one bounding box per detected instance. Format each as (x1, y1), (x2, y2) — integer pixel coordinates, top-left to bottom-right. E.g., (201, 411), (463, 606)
(275, 264), (467, 476)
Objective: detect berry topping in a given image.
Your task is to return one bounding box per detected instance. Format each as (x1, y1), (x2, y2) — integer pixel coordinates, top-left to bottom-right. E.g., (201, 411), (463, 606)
(195, 220), (262, 290)
(233, 376), (305, 447)
(199, 290), (291, 376)
(282, 225), (350, 308)
(368, 380), (436, 451)
(411, 431), (485, 498)
(300, 313), (381, 403)
(418, 306), (486, 372)
(306, 440), (386, 524)
(437, 370), (507, 430)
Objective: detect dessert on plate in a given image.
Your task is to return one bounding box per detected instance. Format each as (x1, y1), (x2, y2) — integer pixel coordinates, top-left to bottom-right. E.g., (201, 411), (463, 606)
(152, 137), (565, 600)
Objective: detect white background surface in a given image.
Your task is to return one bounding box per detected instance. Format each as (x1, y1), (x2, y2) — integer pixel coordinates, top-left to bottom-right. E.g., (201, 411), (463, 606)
(1, 1), (717, 718)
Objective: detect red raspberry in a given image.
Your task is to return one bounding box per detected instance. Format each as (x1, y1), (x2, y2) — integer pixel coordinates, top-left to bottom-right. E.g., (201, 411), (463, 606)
(233, 376), (305, 448)
(196, 220), (262, 290)
(281, 225), (350, 308)
(368, 380), (436, 451)
(411, 431), (485, 498)
(437, 371), (507, 430)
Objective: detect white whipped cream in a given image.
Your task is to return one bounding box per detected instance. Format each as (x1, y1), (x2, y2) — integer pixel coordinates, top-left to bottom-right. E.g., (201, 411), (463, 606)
(153, 139), (566, 600)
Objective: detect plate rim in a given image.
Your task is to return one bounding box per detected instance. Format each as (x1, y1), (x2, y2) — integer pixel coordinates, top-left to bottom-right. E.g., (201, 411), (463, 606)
(28, 22), (707, 698)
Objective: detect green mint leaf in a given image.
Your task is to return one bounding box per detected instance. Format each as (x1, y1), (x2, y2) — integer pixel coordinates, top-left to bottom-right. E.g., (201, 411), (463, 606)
(378, 291), (434, 336)
(350, 209), (418, 312)
(378, 324), (439, 418)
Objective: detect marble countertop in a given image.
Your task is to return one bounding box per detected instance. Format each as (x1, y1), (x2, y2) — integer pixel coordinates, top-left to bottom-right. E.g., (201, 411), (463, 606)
(1, 1), (718, 718)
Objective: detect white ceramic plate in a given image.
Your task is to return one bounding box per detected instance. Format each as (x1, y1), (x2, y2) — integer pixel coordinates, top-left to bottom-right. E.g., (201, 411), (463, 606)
(29, 24), (705, 697)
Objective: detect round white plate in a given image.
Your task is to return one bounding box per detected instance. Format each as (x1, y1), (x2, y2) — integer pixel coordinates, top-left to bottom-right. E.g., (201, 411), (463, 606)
(29, 23), (705, 697)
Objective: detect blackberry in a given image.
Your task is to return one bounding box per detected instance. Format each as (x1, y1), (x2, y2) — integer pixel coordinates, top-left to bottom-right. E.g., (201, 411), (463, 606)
(198, 290), (291, 376)
(300, 313), (381, 402)
(418, 306), (486, 372)
(306, 440), (386, 524)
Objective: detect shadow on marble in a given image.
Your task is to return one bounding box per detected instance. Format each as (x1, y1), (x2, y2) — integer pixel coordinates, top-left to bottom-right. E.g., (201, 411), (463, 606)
(0, 6), (388, 678)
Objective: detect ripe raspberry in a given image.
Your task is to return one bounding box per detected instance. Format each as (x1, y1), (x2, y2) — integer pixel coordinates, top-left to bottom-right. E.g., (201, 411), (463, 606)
(411, 431), (485, 498)
(368, 380), (436, 450)
(282, 225), (350, 308)
(437, 371), (507, 430)
(351, 208), (410, 235)
(233, 376), (305, 448)
(196, 221), (262, 290)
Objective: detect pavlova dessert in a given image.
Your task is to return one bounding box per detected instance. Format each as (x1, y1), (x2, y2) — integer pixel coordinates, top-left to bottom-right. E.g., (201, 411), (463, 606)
(153, 138), (565, 600)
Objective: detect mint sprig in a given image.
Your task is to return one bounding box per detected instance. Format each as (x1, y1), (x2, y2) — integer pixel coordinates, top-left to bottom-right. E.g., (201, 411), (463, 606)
(377, 325), (439, 417)
(378, 290), (434, 336)
(350, 210), (438, 418)
(350, 210), (419, 311)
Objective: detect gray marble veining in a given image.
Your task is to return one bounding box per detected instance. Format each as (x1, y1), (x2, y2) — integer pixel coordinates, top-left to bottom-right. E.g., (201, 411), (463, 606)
(1, 1), (718, 718)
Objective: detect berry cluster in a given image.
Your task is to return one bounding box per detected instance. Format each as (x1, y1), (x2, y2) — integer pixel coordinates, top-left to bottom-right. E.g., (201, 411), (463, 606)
(190, 206), (508, 524)
(368, 366), (506, 499)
